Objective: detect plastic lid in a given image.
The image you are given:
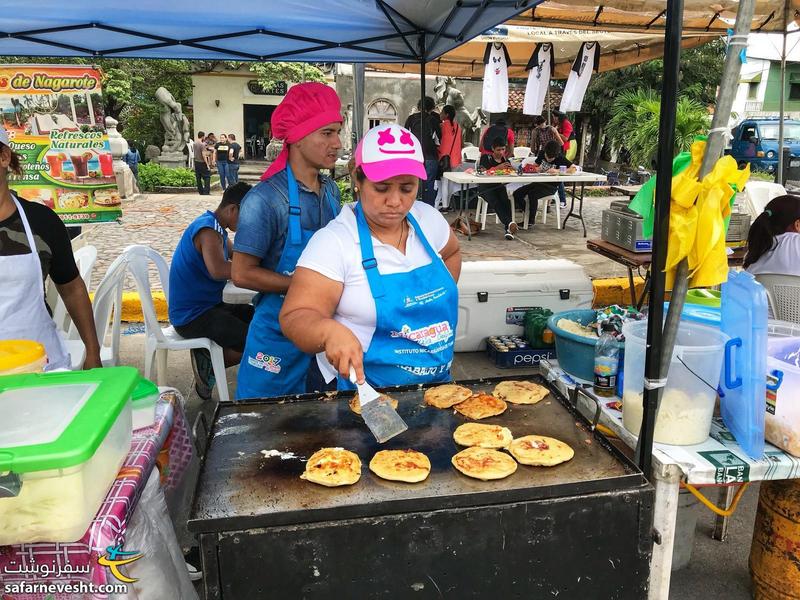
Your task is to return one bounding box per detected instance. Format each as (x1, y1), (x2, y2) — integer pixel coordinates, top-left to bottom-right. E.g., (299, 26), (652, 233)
(0, 340), (46, 372)
(0, 367), (139, 473)
(720, 270), (768, 459)
(663, 302), (721, 328)
(132, 377), (159, 402)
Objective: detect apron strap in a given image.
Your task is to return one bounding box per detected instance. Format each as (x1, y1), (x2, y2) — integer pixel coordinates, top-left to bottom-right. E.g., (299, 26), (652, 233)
(354, 203), (386, 299)
(405, 211), (442, 263)
(286, 166), (303, 246)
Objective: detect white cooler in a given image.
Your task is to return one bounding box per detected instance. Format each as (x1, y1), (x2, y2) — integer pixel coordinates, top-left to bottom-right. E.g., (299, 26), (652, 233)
(455, 259), (593, 352)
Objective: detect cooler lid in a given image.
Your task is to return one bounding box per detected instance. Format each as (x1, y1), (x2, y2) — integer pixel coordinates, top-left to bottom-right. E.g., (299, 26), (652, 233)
(720, 270), (768, 459)
(0, 367), (138, 473)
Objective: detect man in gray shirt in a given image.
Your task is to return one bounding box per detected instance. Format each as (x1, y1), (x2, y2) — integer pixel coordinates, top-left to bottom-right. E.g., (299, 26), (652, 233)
(193, 131), (210, 195)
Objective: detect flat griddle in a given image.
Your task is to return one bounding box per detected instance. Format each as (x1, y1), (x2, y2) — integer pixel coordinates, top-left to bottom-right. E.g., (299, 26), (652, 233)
(189, 375), (644, 534)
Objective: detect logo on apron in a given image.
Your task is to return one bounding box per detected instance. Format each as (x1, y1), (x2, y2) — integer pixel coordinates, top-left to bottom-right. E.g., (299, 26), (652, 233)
(390, 321), (453, 347)
(403, 286), (447, 308)
(248, 352), (282, 374)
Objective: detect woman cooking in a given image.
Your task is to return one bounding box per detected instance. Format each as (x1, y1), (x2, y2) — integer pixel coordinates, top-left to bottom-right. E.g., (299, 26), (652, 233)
(0, 127), (101, 370)
(280, 124), (462, 388)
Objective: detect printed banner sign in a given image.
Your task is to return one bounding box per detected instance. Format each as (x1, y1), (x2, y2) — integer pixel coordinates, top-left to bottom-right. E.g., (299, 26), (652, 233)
(0, 65), (122, 224)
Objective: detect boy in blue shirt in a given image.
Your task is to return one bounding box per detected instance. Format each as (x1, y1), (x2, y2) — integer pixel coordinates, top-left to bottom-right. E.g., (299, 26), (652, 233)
(169, 182), (253, 399)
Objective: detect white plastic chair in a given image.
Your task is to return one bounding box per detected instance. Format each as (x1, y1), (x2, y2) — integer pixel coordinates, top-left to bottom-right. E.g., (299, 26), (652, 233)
(741, 181), (786, 222)
(462, 145), (481, 165)
(63, 253), (126, 370)
(475, 193), (516, 231)
(123, 245), (230, 402)
(513, 147), (531, 160)
(535, 191), (562, 230)
(51, 245), (97, 337)
(755, 274), (800, 324)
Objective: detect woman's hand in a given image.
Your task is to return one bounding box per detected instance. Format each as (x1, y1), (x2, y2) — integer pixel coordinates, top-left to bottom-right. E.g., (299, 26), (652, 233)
(320, 320), (365, 382)
(547, 167), (558, 174)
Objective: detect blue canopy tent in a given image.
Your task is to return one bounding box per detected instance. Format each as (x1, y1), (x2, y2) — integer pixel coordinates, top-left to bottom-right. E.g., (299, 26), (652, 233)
(0, 0), (686, 479)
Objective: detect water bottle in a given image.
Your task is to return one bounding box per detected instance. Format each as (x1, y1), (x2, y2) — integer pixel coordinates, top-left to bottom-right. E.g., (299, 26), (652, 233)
(593, 323), (619, 397)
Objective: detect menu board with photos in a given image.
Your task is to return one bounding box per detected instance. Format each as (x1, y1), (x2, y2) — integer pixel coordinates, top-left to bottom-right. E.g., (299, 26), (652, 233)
(0, 65), (122, 224)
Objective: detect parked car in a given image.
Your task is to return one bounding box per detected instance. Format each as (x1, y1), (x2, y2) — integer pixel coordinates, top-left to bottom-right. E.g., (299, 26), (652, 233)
(727, 118), (800, 173)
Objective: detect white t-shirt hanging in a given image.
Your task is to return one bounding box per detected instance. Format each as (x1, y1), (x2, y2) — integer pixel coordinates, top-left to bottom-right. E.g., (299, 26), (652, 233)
(523, 43), (555, 116)
(295, 202), (452, 378)
(482, 42), (511, 113)
(560, 42), (600, 113)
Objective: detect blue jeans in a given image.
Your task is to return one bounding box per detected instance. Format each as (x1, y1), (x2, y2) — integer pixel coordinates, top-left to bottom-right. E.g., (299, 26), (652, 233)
(420, 159), (438, 206)
(228, 162), (239, 184)
(217, 161), (230, 190)
(558, 183), (567, 206)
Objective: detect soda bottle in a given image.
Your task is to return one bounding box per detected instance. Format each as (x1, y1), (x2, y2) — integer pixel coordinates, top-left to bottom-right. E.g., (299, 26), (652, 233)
(593, 323), (619, 397)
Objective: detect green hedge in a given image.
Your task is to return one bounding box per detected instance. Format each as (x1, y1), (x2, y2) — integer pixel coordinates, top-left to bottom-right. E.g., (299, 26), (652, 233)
(138, 162), (197, 191)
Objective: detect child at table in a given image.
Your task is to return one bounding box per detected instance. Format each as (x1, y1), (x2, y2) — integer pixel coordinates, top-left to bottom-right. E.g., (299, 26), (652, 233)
(513, 140), (576, 227)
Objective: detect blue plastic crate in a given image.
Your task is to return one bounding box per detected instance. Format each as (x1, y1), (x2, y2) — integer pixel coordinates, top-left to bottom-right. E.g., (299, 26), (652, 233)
(486, 336), (556, 369)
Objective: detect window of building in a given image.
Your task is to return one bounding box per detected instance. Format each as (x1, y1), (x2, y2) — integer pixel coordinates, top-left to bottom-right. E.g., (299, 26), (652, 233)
(747, 81), (759, 100)
(790, 83), (800, 101)
(366, 98), (397, 130)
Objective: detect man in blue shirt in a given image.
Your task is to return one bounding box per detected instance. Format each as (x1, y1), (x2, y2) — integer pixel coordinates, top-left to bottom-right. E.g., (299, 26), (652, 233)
(169, 182), (253, 399)
(232, 82), (343, 400)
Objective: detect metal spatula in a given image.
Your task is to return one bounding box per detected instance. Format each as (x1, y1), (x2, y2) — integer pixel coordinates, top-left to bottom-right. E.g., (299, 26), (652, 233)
(349, 367), (408, 443)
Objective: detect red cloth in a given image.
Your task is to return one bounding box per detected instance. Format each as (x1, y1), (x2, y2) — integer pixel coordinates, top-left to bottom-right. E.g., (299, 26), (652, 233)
(438, 120), (463, 168)
(261, 82), (343, 180)
(479, 126), (515, 156)
(558, 118), (573, 152)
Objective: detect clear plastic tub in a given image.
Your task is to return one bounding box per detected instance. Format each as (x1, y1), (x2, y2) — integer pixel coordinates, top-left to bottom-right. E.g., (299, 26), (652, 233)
(765, 320), (800, 457)
(622, 320), (729, 445)
(0, 368), (137, 544)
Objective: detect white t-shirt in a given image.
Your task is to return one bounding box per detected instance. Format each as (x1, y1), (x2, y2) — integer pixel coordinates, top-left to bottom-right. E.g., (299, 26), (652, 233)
(523, 43), (553, 116)
(482, 43), (510, 113)
(296, 201), (453, 378)
(745, 232), (800, 276)
(560, 41), (599, 113)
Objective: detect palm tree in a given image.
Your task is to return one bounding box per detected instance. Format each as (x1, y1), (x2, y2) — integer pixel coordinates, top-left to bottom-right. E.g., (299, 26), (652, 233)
(608, 89), (710, 167)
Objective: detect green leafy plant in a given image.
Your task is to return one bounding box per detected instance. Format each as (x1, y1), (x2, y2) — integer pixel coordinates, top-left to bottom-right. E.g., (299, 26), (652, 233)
(607, 89), (710, 167)
(336, 177), (354, 205)
(138, 162), (197, 191)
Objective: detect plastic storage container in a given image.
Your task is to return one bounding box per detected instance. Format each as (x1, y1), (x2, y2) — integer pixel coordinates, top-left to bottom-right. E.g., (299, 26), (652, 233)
(720, 270), (769, 459)
(132, 377), (159, 430)
(0, 367), (138, 544)
(765, 321), (800, 456)
(455, 259), (592, 351)
(0, 340), (47, 375)
(622, 320), (729, 445)
(663, 302), (721, 328)
(547, 309), (623, 382)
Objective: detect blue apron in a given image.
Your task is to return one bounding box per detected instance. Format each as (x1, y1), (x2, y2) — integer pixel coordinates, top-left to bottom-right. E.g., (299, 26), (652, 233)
(339, 204), (458, 389)
(236, 167), (338, 399)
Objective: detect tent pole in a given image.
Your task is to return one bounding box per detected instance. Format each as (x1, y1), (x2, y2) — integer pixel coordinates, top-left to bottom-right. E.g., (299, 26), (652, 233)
(353, 63), (365, 146)
(635, 0), (684, 477)
(777, 0), (789, 183)
(420, 35), (427, 152)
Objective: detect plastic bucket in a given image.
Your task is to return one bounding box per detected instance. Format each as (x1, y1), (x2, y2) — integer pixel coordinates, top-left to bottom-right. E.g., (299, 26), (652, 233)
(621, 320), (729, 445)
(0, 340), (47, 375)
(547, 309), (623, 382)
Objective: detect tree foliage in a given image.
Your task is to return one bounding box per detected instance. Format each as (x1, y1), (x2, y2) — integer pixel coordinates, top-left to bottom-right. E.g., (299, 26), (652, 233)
(607, 89), (710, 166)
(582, 38), (725, 126)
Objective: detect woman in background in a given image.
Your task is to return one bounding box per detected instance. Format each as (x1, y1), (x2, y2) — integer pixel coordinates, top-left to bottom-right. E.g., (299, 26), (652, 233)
(744, 194), (800, 276)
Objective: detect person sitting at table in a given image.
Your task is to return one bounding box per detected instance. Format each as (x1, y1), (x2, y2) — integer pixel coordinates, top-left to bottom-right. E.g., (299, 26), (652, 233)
(512, 140), (576, 228)
(169, 182), (254, 399)
(744, 194), (800, 276)
(478, 137), (518, 240)
(279, 123), (461, 389)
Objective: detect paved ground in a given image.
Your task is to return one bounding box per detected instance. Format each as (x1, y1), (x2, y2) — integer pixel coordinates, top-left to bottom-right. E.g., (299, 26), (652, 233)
(93, 189), (757, 599)
(80, 188), (632, 291)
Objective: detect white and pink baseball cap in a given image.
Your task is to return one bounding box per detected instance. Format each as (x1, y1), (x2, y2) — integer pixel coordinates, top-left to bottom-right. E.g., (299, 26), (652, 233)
(355, 124), (427, 181)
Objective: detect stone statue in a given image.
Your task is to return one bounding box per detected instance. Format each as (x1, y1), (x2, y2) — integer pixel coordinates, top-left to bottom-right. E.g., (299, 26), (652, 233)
(105, 116), (136, 197)
(435, 77), (487, 146)
(154, 87), (190, 169)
